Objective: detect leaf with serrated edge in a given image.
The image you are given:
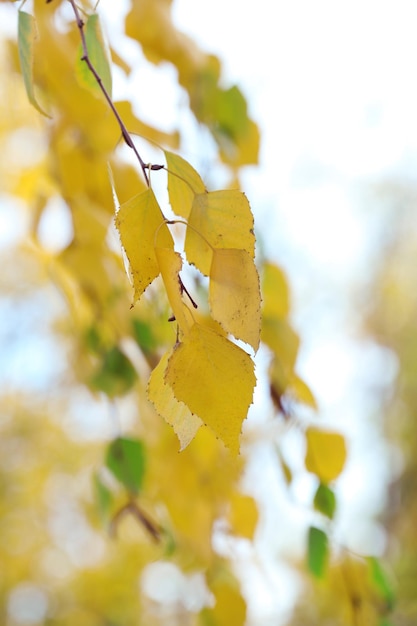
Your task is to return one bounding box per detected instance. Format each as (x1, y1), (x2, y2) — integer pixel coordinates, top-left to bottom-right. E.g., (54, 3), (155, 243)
(18, 11), (50, 117)
(115, 188), (172, 304)
(165, 151), (205, 219)
(165, 323), (255, 455)
(147, 350), (202, 450)
(186, 190), (255, 276)
(209, 248), (260, 351)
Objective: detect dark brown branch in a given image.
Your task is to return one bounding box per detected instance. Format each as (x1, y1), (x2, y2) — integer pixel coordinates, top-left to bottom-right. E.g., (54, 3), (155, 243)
(67, 0), (150, 186)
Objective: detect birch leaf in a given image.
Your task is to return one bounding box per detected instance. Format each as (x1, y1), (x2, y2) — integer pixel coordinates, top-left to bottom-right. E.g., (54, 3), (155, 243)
(227, 493), (259, 540)
(105, 437), (146, 495)
(209, 248), (261, 351)
(76, 13), (112, 98)
(262, 262), (290, 318)
(165, 151), (205, 219)
(18, 11), (50, 117)
(115, 188), (172, 304)
(307, 526), (328, 578)
(305, 427), (347, 483)
(165, 323), (255, 455)
(147, 350), (202, 450)
(186, 190), (255, 276)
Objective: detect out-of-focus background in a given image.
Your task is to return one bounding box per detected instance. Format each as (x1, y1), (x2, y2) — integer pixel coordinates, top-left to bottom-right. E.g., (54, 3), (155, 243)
(1, 0), (417, 624)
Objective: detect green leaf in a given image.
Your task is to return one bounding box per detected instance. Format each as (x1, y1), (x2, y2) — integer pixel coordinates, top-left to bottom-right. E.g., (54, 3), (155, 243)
(105, 437), (146, 495)
(76, 13), (112, 98)
(18, 11), (50, 117)
(90, 346), (137, 397)
(313, 483), (336, 520)
(367, 556), (395, 611)
(132, 319), (157, 356)
(307, 526), (328, 578)
(93, 472), (113, 522)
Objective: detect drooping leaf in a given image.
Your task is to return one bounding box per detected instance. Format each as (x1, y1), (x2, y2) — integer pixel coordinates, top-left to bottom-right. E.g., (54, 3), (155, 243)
(209, 248), (261, 351)
(115, 188), (173, 303)
(147, 349), (202, 450)
(105, 437), (146, 495)
(262, 262), (290, 319)
(76, 13), (112, 98)
(366, 557), (395, 611)
(263, 319), (300, 370)
(307, 526), (328, 578)
(165, 323), (256, 454)
(305, 427), (347, 484)
(290, 373), (318, 410)
(165, 151), (205, 219)
(155, 246), (191, 336)
(313, 483), (337, 520)
(18, 11), (50, 117)
(186, 190), (255, 276)
(93, 472), (114, 522)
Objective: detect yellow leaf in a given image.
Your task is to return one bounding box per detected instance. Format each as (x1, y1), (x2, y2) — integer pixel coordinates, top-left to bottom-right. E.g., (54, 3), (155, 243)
(209, 248), (261, 351)
(227, 493), (258, 540)
(115, 188), (172, 304)
(155, 246), (192, 336)
(262, 261), (290, 319)
(186, 190), (255, 276)
(202, 573), (246, 626)
(262, 318), (300, 367)
(290, 373), (318, 410)
(116, 102), (180, 150)
(305, 427), (347, 483)
(147, 350), (202, 450)
(165, 150), (205, 219)
(165, 324), (256, 455)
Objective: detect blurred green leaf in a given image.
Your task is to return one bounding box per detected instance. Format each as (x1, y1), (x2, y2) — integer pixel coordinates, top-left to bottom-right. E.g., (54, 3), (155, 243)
(307, 526), (328, 578)
(18, 11), (50, 117)
(367, 556), (395, 611)
(76, 13), (112, 98)
(132, 318), (156, 356)
(105, 437), (146, 495)
(93, 472), (114, 522)
(90, 346), (137, 396)
(313, 483), (336, 520)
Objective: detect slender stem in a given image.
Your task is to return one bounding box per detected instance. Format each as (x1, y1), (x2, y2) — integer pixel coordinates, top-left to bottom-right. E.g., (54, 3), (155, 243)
(110, 500), (161, 542)
(67, 0), (150, 186)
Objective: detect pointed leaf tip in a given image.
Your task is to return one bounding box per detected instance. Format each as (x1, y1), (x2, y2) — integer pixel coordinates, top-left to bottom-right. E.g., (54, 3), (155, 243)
(165, 323), (256, 455)
(115, 188), (173, 304)
(18, 11), (51, 117)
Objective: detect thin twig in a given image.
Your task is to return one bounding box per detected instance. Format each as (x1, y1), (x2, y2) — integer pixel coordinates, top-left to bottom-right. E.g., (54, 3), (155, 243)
(109, 500), (162, 542)
(67, 0), (150, 186)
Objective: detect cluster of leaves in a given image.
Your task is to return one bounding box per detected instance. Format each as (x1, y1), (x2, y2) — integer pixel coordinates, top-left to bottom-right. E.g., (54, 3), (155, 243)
(0, 0), (395, 624)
